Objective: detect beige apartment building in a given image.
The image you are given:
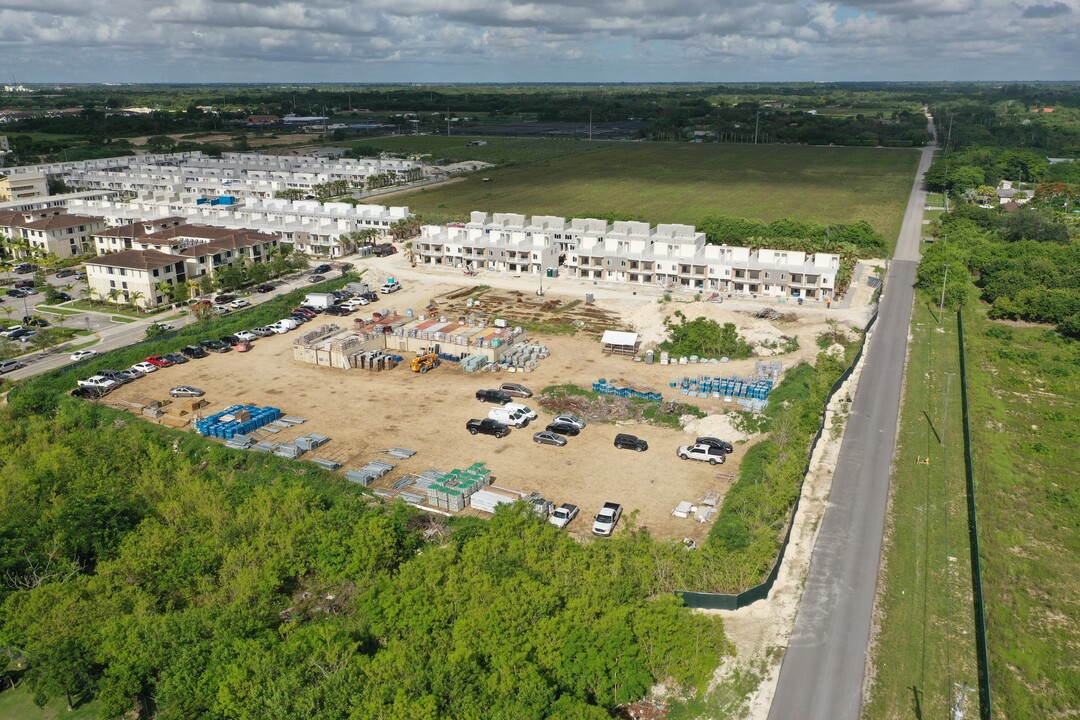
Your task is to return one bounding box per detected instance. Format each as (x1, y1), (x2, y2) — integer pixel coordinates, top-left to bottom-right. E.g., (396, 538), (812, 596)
(0, 170), (48, 202)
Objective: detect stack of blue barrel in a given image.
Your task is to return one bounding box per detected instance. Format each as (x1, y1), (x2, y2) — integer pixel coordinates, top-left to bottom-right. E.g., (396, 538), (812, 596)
(195, 404), (283, 441)
(669, 375), (775, 399)
(592, 378), (663, 402)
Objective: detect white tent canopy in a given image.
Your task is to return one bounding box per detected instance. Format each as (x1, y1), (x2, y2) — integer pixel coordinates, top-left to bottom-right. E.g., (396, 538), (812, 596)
(601, 331), (639, 347)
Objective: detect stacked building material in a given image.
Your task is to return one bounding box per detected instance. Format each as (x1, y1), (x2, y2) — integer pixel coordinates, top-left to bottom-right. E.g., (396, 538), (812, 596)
(426, 461), (492, 511)
(349, 460), (395, 485)
(593, 378), (663, 402)
(313, 458), (342, 471)
(495, 343), (548, 371)
(251, 440), (279, 453)
(670, 373), (774, 400)
(384, 447), (417, 459)
(195, 404), (283, 440)
(295, 433), (330, 451)
(275, 443), (303, 458)
(461, 354), (490, 372)
(470, 486), (526, 514)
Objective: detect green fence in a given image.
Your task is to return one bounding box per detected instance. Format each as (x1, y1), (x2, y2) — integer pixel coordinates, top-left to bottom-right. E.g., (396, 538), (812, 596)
(957, 308), (993, 720)
(677, 307), (878, 610)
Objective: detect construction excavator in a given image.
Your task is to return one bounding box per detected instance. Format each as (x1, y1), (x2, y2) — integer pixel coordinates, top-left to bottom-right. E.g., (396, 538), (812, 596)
(410, 344), (441, 374)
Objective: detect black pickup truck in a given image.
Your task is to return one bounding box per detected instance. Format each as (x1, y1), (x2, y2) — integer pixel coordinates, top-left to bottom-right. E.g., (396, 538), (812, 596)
(466, 418), (511, 438)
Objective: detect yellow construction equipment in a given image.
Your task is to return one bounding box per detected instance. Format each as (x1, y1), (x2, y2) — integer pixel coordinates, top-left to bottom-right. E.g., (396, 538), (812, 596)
(410, 344), (441, 374)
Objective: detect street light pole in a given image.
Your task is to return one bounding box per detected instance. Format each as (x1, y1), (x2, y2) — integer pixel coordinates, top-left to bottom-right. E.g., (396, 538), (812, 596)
(939, 263), (950, 321)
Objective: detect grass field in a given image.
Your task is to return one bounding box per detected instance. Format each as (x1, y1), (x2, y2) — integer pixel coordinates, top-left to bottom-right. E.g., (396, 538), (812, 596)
(865, 304), (978, 720)
(375, 142), (919, 243)
(0, 684), (98, 720)
(962, 312), (1080, 718)
(358, 135), (604, 167)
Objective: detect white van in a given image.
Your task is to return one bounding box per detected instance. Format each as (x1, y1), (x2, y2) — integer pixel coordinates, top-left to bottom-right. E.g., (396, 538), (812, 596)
(487, 407), (531, 428)
(277, 317), (299, 330)
(504, 402), (537, 420)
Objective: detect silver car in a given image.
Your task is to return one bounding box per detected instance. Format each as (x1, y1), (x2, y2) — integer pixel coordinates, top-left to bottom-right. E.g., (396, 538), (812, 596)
(533, 431), (568, 447)
(552, 414), (587, 430)
(169, 386), (205, 398)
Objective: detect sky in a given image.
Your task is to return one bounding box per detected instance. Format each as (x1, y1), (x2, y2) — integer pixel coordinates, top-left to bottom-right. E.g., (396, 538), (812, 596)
(0, 0), (1077, 83)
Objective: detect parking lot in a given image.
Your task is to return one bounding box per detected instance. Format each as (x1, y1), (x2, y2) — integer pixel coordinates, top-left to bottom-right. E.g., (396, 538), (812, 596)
(100, 320), (756, 540)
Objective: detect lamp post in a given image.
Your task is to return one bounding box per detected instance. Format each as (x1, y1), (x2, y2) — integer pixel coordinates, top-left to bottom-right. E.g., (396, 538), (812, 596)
(938, 263), (950, 321)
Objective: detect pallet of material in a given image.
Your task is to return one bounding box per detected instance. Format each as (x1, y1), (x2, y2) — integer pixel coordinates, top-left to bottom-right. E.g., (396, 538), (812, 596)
(345, 470), (373, 486)
(313, 458), (342, 471)
(253, 440), (278, 452)
(295, 434), (330, 451)
(275, 444), (303, 458)
(270, 420), (292, 429)
(700, 491), (721, 507)
(158, 415), (190, 428)
(399, 491), (426, 505)
(260, 424), (281, 434)
(281, 417), (307, 425)
(385, 447), (417, 459)
(469, 488), (524, 514)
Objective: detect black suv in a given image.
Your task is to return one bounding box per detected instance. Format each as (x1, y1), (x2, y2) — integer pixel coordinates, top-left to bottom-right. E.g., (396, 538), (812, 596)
(200, 339), (231, 353)
(466, 418), (511, 438)
(696, 437), (735, 454)
(475, 389), (513, 405)
(255, 284), (275, 293)
(220, 334), (242, 346)
(614, 433), (648, 452)
(55, 268), (76, 278)
(358, 291), (378, 303)
(71, 385), (110, 399)
(313, 264), (332, 274)
(181, 344), (209, 359)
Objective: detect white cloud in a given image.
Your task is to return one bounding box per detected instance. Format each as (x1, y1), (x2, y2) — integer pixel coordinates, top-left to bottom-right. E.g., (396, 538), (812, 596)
(0, 0), (1075, 80)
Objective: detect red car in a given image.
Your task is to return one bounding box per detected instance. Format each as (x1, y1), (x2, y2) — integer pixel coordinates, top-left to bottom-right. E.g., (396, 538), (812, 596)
(145, 355), (174, 368)
(292, 307), (317, 318)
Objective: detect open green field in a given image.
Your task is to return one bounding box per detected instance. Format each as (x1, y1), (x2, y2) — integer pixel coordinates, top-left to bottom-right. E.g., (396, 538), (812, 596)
(865, 304), (977, 720)
(358, 135), (604, 167)
(376, 142), (919, 243)
(0, 684), (98, 720)
(962, 312), (1080, 717)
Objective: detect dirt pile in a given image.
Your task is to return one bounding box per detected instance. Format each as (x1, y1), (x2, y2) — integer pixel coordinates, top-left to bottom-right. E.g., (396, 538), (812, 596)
(537, 391), (687, 426)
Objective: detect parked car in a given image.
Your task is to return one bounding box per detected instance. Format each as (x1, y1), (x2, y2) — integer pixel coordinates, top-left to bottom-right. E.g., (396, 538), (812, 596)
(181, 345), (209, 359)
(251, 326), (276, 337)
(14, 279), (35, 289)
(78, 375), (118, 391)
(466, 418), (511, 438)
(145, 355), (174, 368)
(214, 294), (237, 304)
(292, 307), (318, 318)
(75, 271), (87, 280)
(200, 339), (230, 353)
(592, 502), (623, 536)
(549, 503), (579, 529)
(22, 317), (49, 327)
(119, 368), (146, 380)
(358, 291), (378, 303)
(233, 331), (256, 342)
(70, 349), (97, 362)
(254, 283), (275, 293)
(98, 369), (132, 385)
(130, 361), (159, 374)
(552, 414), (587, 429)
(308, 274), (326, 283)
(219, 335), (242, 346)
(277, 317), (299, 330)
(0, 359), (24, 374)
(71, 385), (110, 399)
(16, 331), (37, 343)
(5, 289), (26, 298)
(533, 431), (568, 447)
(266, 322), (291, 334)
(298, 304), (324, 314)
(229, 298), (250, 309)
(379, 281), (402, 294)
(475, 389), (512, 405)
(55, 291), (72, 302)
(696, 437), (735, 454)
(290, 313), (310, 324)
(312, 264), (332, 274)
(55, 268), (76, 278)
(677, 443), (727, 465)
(504, 402), (537, 420)
(614, 433), (648, 452)
(162, 352), (188, 364)
(150, 322), (175, 332)
(488, 406), (530, 428)
(499, 382), (533, 398)
(13, 262), (36, 274)
(323, 305), (349, 316)
(211, 304), (231, 314)
(169, 386), (205, 398)
(342, 298), (368, 310)
(3, 327), (29, 340)
(546, 421), (581, 437)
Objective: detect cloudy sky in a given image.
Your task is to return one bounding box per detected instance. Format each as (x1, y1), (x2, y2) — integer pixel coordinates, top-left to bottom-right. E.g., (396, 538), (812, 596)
(0, 0), (1077, 82)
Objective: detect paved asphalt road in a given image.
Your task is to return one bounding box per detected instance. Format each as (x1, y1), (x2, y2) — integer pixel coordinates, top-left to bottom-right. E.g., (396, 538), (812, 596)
(767, 133), (936, 719)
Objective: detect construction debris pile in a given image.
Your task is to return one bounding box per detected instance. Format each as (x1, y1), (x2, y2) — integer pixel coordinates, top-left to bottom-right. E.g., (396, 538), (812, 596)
(538, 389), (690, 425)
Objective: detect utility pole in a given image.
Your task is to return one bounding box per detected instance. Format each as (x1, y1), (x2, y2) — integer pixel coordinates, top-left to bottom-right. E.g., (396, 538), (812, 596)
(754, 111), (760, 144)
(588, 108), (592, 141)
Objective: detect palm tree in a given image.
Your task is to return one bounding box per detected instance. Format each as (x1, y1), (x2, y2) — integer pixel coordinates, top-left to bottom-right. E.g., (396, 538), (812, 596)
(128, 290), (145, 314)
(155, 281), (175, 308)
(0, 306), (13, 327)
(107, 288), (123, 309)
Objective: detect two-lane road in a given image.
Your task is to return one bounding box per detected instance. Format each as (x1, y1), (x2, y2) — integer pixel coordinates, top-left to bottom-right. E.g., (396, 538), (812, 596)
(768, 133), (935, 719)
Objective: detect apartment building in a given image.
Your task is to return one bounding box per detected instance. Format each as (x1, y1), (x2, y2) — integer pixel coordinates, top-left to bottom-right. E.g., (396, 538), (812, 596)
(86, 221), (280, 309)
(0, 209), (107, 259)
(4, 151), (423, 200)
(415, 212), (840, 300)
(70, 193), (412, 258)
(0, 170), (48, 202)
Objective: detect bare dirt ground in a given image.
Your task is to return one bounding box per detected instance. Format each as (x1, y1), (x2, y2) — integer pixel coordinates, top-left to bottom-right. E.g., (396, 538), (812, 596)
(102, 271), (861, 543)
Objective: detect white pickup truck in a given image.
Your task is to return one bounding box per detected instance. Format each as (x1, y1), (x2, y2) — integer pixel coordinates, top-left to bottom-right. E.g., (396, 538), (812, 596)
(592, 502), (623, 536)
(77, 375), (118, 391)
(549, 504), (579, 529)
(677, 443), (727, 465)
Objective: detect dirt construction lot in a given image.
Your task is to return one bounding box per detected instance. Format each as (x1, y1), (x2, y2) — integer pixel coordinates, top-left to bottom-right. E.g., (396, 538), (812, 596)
(104, 282), (857, 542)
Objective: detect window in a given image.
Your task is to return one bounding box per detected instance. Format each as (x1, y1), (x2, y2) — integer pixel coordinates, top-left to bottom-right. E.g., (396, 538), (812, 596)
(109, 280), (116, 288)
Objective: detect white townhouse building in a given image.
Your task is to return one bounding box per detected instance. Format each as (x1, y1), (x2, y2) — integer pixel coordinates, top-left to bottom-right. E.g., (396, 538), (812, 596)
(415, 212), (841, 301)
(0, 208), (108, 259)
(3, 152), (424, 201)
(69, 194), (412, 258)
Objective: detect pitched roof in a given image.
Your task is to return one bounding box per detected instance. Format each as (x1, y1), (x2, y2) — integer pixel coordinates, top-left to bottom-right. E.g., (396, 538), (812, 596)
(19, 214), (104, 231)
(84, 249), (181, 271)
